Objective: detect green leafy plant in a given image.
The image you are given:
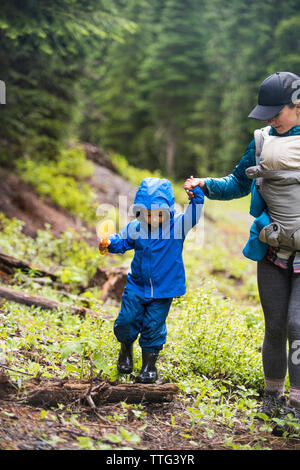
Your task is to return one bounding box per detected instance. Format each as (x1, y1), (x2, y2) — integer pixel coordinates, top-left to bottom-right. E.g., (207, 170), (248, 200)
(16, 145), (98, 224)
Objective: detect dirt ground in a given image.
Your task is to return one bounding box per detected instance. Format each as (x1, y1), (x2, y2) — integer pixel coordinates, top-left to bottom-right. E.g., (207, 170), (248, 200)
(0, 400), (299, 451)
(0, 382), (299, 451)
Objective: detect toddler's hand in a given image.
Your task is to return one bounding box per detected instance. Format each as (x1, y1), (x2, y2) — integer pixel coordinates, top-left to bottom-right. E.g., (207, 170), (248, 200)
(184, 176), (205, 198)
(98, 238), (111, 254)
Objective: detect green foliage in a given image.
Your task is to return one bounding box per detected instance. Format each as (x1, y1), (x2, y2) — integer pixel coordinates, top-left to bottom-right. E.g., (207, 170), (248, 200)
(61, 335), (110, 378)
(16, 145), (98, 225)
(110, 152), (188, 207)
(163, 285), (264, 389)
(0, 207), (264, 387)
(110, 152), (163, 187)
(1, 0), (298, 179)
(0, 213), (99, 287)
(79, 0), (300, 180)
(0, 0), (136, 163)
(1, 191), (298, 445)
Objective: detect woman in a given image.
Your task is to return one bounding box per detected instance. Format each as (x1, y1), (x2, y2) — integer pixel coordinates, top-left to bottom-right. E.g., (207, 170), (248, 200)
(184, 71), (300, 432)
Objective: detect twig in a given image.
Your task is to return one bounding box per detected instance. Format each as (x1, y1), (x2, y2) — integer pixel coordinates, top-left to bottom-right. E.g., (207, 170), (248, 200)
(84, 356), (96, 410)
(0, 363), (34, 376)
(86, 394), (96, 409)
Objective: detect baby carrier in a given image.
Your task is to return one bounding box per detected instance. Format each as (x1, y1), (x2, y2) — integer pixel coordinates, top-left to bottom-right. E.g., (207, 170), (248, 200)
(246, 126), (300, 251)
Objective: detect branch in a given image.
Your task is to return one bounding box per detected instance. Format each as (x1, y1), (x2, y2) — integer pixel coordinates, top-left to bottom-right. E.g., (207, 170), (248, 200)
(0, 285), (97, 317)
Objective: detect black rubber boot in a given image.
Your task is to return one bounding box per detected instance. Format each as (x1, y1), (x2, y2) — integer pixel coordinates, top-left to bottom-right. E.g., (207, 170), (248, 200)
(136, 350), (159, 384)
(117, 343), (133, 374)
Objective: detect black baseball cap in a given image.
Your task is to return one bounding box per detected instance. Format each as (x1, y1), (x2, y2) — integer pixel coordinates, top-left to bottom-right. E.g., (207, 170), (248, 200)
(248, 71), (300, 121)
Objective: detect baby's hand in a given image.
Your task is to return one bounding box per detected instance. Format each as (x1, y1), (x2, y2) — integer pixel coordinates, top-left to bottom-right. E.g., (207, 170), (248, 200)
(98, 238), (111, 254)
(184, 175), (204, 190)
(184, 176), (205, 198)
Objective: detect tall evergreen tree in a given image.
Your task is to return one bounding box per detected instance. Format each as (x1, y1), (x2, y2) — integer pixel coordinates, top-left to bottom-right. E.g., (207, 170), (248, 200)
(79, 0), (153, 169)
(138, 0), (207, 177)
(200, 0), (300, 175)
(0, 0), (132, 163)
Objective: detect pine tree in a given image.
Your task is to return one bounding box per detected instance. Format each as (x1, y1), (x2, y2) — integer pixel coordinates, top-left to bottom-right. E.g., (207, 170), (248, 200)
(79, 0), (153, 169)
(0, 0), (132, 163)
(138, 0), (207, 177)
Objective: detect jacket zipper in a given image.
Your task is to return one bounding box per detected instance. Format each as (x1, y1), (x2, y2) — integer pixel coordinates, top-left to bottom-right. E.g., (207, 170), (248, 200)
(149, 277), (154, 297)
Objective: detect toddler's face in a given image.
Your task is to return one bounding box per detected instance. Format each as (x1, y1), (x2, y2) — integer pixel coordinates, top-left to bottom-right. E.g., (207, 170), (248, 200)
(146, 209), (168, 227)
(268, 103), (300, 134)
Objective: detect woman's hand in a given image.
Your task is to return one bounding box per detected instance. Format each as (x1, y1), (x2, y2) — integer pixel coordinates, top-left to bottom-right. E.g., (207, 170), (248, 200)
(184, 176), (205, 198)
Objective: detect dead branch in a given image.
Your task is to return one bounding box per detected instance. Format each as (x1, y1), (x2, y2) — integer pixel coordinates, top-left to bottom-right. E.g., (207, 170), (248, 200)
(0, 285), (98, 317)
(0, 252), (58, 280)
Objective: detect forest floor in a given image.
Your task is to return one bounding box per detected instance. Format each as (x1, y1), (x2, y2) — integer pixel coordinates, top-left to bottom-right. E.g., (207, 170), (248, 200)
(0, 148), (300, 452)
(1, 382), (300, 451)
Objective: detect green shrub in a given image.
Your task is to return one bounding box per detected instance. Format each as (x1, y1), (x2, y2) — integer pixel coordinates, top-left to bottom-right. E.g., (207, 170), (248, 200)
(0, 213), (100, 287)
(161, 281), (264, 390)
(16, 145), (98, 224)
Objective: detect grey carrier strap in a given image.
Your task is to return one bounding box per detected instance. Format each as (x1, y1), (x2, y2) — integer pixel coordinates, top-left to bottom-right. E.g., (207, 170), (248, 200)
(247, 127), (300, 250)
(254, 125), (271, 165)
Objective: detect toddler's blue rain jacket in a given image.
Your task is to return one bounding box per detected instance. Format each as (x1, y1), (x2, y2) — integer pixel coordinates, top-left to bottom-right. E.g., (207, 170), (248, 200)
(108, 177), (204, 299)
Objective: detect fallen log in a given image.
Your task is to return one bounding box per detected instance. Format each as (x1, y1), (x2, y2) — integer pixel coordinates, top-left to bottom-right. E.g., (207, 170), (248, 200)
(0, 251), (128, 302)
(0, 252), (58, 281)
(0, 285), (97, 317)
(21, 379), (179, 407)
(96, 382), (179, 404)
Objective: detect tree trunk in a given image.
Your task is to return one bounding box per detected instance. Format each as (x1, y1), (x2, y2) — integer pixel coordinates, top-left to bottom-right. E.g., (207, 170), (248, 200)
(166, 128), (177, 176)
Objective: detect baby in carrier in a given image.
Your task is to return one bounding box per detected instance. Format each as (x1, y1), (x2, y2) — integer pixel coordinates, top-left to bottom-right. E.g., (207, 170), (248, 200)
(243, 126), (300, 259)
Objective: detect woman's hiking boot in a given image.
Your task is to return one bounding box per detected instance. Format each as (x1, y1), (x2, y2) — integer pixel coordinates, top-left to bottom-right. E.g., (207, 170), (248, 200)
(136, 350), (159, 384)
(117, 343), (133, 374)
(272, 401), (300, 437)
(256, 390), (286, 419)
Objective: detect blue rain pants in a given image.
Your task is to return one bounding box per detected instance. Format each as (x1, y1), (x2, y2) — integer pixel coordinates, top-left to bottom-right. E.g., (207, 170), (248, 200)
(114, 287), (173, 353)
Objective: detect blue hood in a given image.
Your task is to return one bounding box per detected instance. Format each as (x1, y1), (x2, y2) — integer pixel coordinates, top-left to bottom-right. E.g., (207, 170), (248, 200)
(133, 177), (175, 214)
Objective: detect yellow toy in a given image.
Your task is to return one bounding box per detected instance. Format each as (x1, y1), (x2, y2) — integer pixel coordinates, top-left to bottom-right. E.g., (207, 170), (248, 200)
(97, 219), (115, 255)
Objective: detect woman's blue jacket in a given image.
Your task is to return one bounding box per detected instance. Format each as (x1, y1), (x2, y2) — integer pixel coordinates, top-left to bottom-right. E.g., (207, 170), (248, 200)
(204, 125), (300, 261)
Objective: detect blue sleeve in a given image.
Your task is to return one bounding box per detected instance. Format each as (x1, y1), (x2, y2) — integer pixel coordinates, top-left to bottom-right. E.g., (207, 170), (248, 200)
(181, 186), (204, 236)
(204, 138), (256, 200)
(108, 222), (136, 254)
(249, 179), (267, 217)
(242, 210), (270, 261)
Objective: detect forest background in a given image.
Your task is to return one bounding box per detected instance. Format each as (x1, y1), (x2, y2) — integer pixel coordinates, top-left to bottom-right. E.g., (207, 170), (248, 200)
(0, 0), (300, 451)
(1, 0), (299, 180)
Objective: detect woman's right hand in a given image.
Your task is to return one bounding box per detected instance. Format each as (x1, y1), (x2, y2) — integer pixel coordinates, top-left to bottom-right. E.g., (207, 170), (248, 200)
(184, 176), (205, 198)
